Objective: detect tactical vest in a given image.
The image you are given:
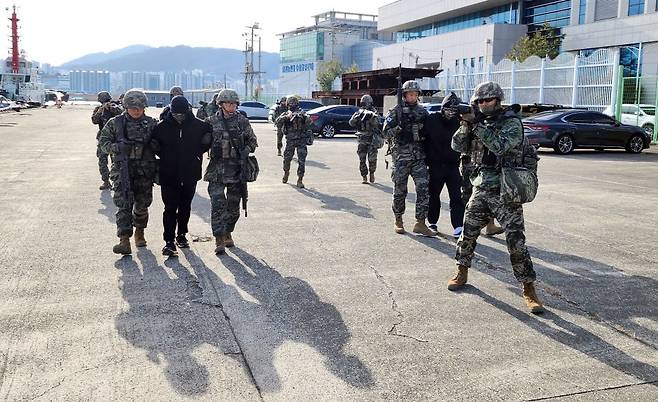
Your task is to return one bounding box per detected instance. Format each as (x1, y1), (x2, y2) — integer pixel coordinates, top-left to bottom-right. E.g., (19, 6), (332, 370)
(210, 113), (243, 160)
(396, 104), (425, 146)
(114, 114), (155, 161)
(285, 111), (307, 140)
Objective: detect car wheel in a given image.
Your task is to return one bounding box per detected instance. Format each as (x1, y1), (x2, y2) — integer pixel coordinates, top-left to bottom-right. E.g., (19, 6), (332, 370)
(642, 124), (654, 138)
(321, 124), (336, 138)
(554, 134), (574, 154)
(626, 134), (645, 153)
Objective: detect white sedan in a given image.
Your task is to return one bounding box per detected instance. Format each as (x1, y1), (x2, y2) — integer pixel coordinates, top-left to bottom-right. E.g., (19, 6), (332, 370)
(238, 101), (270, 120)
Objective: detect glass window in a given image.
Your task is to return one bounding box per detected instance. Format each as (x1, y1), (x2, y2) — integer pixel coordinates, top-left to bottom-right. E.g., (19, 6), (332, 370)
(620, 44), (642, 77)
(628, 0), (644, 16)
(280, 32), (324, 64)
(640, 107), (655, 116)
(523, 0), (572, 33)
(578, 0), (587, 24)
(566, 112), (599, 123)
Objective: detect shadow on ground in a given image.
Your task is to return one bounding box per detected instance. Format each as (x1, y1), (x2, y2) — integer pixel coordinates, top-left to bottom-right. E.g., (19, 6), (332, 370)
(182, 247), (375, 393)
(293, 186), (373, 218)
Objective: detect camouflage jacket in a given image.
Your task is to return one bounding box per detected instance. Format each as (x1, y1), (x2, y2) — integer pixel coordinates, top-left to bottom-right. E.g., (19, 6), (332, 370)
(275, 109), (312, 140)
(451, 109), (524, 189)
(349, 106), (381, 144)
(196, 102), (218, 120)
(98, 112), (158, 178)
(383, 102), (428, 161)
(92, 102), (123, 139)
(273, 104), (287, 121)
(204, 111), (258, 184)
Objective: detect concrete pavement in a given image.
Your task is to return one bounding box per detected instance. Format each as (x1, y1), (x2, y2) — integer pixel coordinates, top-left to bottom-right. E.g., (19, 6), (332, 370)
(1, 105), (658, 400)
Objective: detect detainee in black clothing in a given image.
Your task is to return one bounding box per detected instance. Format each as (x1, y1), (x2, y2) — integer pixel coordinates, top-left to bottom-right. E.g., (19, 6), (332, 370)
(152, 95), (212, 256)
(423, 95), (465, 238)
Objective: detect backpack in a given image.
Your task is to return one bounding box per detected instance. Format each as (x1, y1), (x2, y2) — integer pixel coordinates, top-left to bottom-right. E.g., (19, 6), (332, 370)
(499, 111), (539, 204)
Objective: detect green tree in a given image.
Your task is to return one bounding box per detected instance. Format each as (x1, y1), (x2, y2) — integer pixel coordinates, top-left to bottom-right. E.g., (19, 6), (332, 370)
(506, 23), (563, 62)
(347, 62), (359, 73)
(317, 60), (344, 91)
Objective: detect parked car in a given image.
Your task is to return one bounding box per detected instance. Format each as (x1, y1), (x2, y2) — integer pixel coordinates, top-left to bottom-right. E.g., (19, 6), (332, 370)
(603, 104), (655, 137)
(238, 101), (269, 120)
(422, 103), (442, 114)
(522, 109), (651, 154)
(307, 105), (360, 138)
(268, 99), (324, 122)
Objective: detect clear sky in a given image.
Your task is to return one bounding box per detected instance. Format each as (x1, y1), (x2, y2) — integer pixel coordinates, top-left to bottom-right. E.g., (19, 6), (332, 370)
(6, 0), (392, 66)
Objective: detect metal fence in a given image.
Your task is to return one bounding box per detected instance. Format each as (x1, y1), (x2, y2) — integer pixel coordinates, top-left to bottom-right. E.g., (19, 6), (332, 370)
(614, 73), (658, 142)
(437, 49), (618, 111)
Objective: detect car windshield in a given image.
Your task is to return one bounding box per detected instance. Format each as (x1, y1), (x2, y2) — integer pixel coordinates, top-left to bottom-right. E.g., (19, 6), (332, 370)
(641, 107), (656, 116)
(525, 111), (563, 121)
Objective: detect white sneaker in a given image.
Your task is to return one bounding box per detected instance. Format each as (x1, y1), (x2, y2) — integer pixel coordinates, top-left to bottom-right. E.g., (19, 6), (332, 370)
(453, 226), (463, 238)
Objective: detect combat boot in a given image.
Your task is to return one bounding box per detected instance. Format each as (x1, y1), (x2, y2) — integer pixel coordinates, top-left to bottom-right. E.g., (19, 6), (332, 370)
(224, 233), (235, 248)
(134, 228), (147, 247)
(413, 220), (437, 237)
(394, 216), (405, 234)
(523, 282), (544, 314)
(214, 236), (225, 255)
(362, 175), (368, 184)
(296, 175), (305, 189)
(483, 219), (504, 236)
(447, 265), (468, 290)
(113, 235), (132, 255)
(282, 170), (289, 184)
(369, 172), (375, 183)
(99, 180), (111, 190)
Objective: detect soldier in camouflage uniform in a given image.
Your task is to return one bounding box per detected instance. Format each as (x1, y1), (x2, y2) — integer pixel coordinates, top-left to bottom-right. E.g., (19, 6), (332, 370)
(273, 96), (288, 156)
(197, 93), (219, 120)
(383, 81), (436, 237)
(448, 81), (543, 314)
(349, 94), (382, 184)
(276, 95), (313, 188)
(460, 155), (504, 236)
(92, 91), (123, 190)
(204, 89), (258, 255)
(98, 89), (158, 255)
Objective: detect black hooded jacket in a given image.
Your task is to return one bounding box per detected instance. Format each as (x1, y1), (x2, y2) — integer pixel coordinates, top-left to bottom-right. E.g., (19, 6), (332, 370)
(152, 110), (212, 186)
(423, 112), (461, 167)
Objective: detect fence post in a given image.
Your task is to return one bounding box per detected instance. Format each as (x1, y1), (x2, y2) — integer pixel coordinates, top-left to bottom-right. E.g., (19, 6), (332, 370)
(487, 63), (493, 81)
(539, 58), (546, 104)
(571, 55), (580, 107)
(615, 65), (624, 121)
(510, 62), (516, 104)
(610, 48), (621, 117)
(654, 78), (658, 143)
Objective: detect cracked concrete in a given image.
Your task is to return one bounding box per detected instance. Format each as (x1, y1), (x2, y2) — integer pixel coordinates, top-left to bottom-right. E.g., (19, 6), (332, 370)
(1, 107), (658, 400)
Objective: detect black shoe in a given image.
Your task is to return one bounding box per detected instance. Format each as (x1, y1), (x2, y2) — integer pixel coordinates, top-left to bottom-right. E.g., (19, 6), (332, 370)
(162, 242), (178, 257)
(175, 234), (189, 248)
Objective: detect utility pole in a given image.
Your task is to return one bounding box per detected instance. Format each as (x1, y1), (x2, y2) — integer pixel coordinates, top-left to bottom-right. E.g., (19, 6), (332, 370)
(242, 22), (266, 101)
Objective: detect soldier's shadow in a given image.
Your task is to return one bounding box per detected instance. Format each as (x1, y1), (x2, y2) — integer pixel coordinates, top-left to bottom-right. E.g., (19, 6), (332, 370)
(114, 249), (243, 396)
(98, 189), (116, 223)
(293, 186), (374, 219)
(184, 247), (375, 392)
(293, 157), (330, 170)
(416, 233), (658, 388)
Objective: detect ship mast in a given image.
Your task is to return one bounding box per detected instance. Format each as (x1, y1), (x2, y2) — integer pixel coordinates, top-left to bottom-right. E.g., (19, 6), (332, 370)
(9, 5), (20, 74)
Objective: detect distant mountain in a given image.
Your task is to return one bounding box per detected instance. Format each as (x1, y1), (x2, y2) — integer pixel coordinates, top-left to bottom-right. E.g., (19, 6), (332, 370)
(58, 45), (280, 80)
(60, 45), (153, 67)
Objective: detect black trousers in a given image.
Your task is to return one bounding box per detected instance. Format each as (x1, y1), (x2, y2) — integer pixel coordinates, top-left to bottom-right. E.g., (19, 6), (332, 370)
(428, 164), (465, 229)
(161, 181), (197, 242)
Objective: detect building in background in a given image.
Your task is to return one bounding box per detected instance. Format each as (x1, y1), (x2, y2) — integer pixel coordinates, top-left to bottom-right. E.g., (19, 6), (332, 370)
(374, 0), (658, 78)
(278, 11), (394, 98)
(69, 70), (111, 93)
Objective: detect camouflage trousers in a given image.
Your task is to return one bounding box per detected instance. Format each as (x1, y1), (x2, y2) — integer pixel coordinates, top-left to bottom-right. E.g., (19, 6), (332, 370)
(460, 163), (474, 205)
(391, 158), (429, 221)
(97, 145), (110, 182)
(455, 186), (536, 283)
(357, 142), (378, 177)
(283, 138), (308, 177)
(277, 128), (285, 152)
(112, 174), (153, 237)
(208, 181), (242, 237)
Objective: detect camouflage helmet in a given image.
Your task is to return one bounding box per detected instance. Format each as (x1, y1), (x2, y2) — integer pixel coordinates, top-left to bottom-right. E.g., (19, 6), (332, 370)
(360, 94), (373, 106)
(169, 86), (184, 97)
(402, 80), (421, 94)
(97, 91), (111, 103)
(280, 96), (287, 103)
(286, 94), (301, 107)
(123, 89), (147, 109)
(470, 81), (505, 103)
(216, 89), (240, 105)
